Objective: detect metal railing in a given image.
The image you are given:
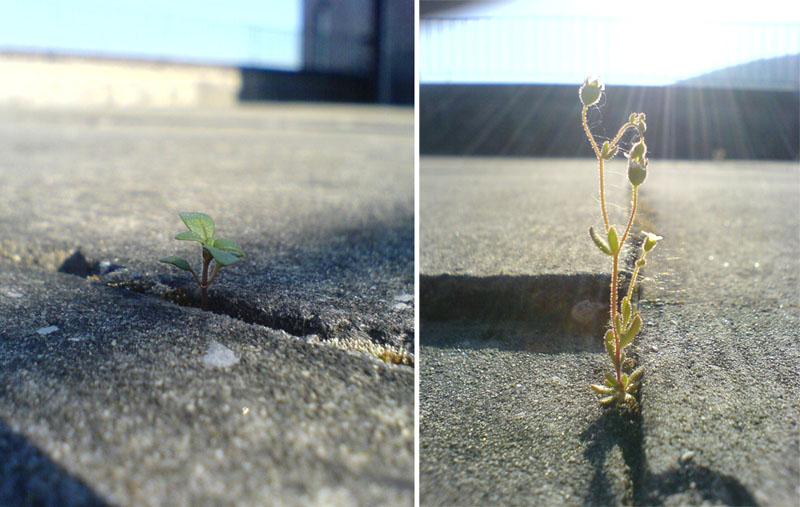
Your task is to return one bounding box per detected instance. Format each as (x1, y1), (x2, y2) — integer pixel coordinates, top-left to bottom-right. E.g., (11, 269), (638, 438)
(420, 15), (800, 88)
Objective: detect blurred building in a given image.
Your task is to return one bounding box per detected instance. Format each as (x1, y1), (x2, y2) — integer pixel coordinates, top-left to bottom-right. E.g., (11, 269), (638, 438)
(302, 0), (413, 104)
(0, 1), (413, 107)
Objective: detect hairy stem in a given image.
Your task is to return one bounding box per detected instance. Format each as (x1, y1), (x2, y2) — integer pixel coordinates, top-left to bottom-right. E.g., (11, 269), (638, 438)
(620, 185), (638, 248)
(611, 122), (634, 147)
(581, 105), (610, 230)
(612, 253), (621, 383)
(626, 255), (644, 305)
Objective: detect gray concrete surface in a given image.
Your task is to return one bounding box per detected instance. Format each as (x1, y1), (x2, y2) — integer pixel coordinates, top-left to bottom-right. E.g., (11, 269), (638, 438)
(0, 105), (413, 506)
(420, 156), (799, 505)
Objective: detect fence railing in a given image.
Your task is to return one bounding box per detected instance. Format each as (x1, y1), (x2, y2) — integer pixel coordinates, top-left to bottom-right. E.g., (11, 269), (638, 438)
(420, 15), (800, 88)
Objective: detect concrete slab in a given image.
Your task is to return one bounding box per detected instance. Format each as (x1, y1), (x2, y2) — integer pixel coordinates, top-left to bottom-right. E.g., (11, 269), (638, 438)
(0, 105), (414, 359)
(0, 105), (413, 505)
(419, 157), (800, 505)
(634, 160), (800, 505)
(420, 156), (635, 277)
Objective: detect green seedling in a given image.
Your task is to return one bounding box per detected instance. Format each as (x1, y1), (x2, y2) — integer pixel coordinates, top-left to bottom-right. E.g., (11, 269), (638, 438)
(159, 212), (245, 310)
(579, 77), (662, 408)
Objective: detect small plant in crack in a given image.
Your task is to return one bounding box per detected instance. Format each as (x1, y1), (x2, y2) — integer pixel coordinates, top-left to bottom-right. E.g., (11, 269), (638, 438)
(579, 77), (663, 408)
(159, 212), (245, 310)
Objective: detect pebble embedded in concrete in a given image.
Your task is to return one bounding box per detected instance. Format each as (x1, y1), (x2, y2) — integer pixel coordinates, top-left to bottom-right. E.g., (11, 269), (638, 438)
(202, 340), (240, 368)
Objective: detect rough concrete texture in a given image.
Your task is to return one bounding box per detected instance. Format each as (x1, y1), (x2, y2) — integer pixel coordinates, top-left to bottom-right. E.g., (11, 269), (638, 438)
(421, 157), (636, 276)
(0, 105), (413, 505)
(420, 157), (799, 505)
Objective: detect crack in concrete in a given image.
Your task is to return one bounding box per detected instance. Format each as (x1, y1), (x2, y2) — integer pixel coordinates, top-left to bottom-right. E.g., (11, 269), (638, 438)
(22, 246), (414, 367)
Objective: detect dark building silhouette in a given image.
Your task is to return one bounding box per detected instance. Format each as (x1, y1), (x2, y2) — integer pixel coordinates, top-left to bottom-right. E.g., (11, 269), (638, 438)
(241, 0), (412, 104)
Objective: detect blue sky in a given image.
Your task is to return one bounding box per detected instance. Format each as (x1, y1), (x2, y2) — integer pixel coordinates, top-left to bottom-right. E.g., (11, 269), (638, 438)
(421, 0), (800, 86)
(0, 1), (303, 69)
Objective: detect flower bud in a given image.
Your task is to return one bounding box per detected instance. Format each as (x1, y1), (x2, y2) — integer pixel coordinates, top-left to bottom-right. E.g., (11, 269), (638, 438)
(634, 113), (647, 135)
(629, 139), (647, 161)
(628, 157), (647, 186)
(643, 232), (663, 252)
(580, 76), (604, 106)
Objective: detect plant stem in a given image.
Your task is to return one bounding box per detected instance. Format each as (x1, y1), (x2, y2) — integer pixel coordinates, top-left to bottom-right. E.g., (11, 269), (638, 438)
(620, 185), (638, 248)
(611, 122), (634, 147)
(611, 253), (621, 384)
(201, 249), (211, 310)
(581, 106), (610, 230)
(626, 255), (643, 304)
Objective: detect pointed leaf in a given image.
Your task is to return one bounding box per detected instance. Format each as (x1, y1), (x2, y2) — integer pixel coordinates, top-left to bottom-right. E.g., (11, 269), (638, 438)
(204, 245), (243, 267)
(590, 226), (613, 255)
(615, 313), (623, 337)
(605, 372), (618, 387)
(621, 297), (631, 328)
(599, 395), (617, 405)
(159, 256), (195, 273)
(621, 373), (629, 388)
(179, 212), (215, 244)
(591, 384), (616, 395)
(628, 366), (644, 383)
(607, 226), (620, 255)
(212, 238), (245, 257)
(175, 230), (205, 243)
(620, 314), (642, 348)
(600, 141), (619, 160)
(605, 330), (616, 361)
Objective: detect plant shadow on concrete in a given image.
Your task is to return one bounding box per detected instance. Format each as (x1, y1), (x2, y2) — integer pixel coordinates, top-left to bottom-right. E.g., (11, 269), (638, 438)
(580, 403), (758, 505)
(0, 418), (108, 506)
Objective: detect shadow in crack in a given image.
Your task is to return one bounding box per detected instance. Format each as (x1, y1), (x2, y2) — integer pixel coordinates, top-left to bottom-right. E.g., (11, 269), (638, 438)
(419, 273), (629, 354)
(580, 407), (757, 505)
(0, 418), (108, 506)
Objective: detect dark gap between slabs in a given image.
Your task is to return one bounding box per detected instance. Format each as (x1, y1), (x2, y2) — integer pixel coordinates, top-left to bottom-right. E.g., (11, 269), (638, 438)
(52, 248), (413, 366)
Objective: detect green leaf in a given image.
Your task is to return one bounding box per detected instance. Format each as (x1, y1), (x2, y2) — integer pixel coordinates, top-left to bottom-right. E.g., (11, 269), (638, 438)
(159, 256), (195, 273)
(620, 314), (642, 348)
(591, 384), (615, 395)
(628, 367), (644, 383)
(175, 230), (205, 243)
(607, 226), (620, 255)
(590, 226), (613, 256)
(204, 245), (243, 267)
(621, 373), (629, 388)
(621, 297), (631, 328)
(212, 238), (245, 257)
(615, 313), (623, 337)
(599, 395), (617, 405)
(605, 372), (618, 387)
(601, 141), (619, 160)
(179, 212), (215, 244)
(605, 330), (616, 361)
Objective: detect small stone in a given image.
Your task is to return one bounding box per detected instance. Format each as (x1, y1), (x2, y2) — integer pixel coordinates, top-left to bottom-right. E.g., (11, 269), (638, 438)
(680, 451), (695, 464)
(394, 294), (413, 303)
(37, 325), (59, 335)
(202, 340), (239, 368)
(1, 288), (23, 298)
